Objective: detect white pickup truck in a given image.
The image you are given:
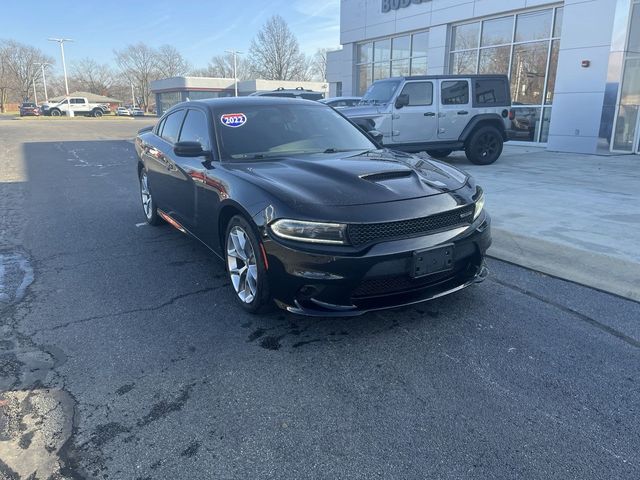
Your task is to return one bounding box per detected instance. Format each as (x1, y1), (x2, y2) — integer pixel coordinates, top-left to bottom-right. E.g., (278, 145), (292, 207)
(45, 97), (109, 117)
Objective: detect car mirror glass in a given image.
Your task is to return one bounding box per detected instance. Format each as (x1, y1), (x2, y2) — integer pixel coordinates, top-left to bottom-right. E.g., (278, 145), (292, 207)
(368, 130), (384, 144)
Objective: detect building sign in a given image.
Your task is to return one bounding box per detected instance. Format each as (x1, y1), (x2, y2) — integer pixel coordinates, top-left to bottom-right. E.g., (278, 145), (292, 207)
(382, 0), (429, 13)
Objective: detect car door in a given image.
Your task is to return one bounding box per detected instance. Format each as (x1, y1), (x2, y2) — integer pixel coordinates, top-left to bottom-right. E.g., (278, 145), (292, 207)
(391, 80), (437, 145)
(70, 98), (86, 114)
(437, 79), (471, 141)
(143, 109), (186, 216)
(168, 108), (212, 229)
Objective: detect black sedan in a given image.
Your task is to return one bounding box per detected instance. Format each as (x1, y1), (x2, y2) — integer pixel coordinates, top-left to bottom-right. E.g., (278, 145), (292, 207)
(135, 97), (490, 316)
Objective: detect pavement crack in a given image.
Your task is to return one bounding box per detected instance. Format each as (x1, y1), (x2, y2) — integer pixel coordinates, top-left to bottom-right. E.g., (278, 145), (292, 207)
(490, 277), (640, 349)
(39, 285), (225, 333)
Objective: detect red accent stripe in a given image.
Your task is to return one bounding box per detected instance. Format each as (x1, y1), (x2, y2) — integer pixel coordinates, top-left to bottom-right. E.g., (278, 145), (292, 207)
(259, 243), (269, 270)
(158, 211), (186, 233)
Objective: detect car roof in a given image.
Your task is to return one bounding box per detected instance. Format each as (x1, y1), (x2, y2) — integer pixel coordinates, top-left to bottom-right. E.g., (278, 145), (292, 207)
(167, 96), (325, 113)
(376, 74), (509, 81)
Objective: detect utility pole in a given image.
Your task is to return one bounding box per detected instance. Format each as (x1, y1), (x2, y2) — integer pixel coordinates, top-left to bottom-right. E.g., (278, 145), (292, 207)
(48, 38), (74, 116)
(131, 83), (135, 108)
(35, 62), (52, 103)
(225, 50), (243, 97)
(32, 78), (38, 105)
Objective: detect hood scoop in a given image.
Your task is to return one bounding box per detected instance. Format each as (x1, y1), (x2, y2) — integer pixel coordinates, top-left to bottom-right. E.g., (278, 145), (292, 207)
(360, 170), (413, 182)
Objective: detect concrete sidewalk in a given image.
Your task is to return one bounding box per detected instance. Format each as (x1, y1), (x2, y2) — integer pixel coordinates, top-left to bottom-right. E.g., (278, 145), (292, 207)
(445, 145), (640, 302)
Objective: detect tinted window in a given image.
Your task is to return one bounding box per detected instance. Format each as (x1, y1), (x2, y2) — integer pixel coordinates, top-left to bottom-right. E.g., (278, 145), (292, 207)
(301, 93), (323, 100)
(179, 110), (210, 150)
(474, 79), (509, 106)
(441, 81), (469, 105)
(160, 110), (185, 144)
(400, 82), (433, 106)
(261, 92), (296, 98)
(214, 104), (375, 159)
(71, 98), (85, 104)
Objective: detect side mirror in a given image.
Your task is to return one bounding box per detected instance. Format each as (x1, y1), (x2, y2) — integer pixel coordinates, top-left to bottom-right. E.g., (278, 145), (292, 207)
(174, 141), (206, 157)
(368, 129), (384, 144)
(395, 94), (409, 109)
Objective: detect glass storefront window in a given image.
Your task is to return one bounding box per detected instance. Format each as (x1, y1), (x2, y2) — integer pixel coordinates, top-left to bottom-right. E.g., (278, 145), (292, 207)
(392, 35), (411, 59)
(358, 43), (373, 64)
(356, 30), (429, 94)
(452, 22), (480, 50)
(478, 46), (511, 74)
(628, 4), (640, 54)
(391, 59), (411, 77)
(515, 9), (553, 42)
(410, 57), (427, 75)
(373, 62), (390, 81)
(613, 58), (640, 151)
(411, 31), (429, 57)
(510, 41), (549, 105)
(158, 92), (181, 114)
(374, 39), (391, 62)
(450, 51), (477, 75)
(358, 64), (372, 95)
(481, 16), (514, 47)
(553, 7), (563, 38)
(509, 107), (542, 142)
(545, 40), (560, 105)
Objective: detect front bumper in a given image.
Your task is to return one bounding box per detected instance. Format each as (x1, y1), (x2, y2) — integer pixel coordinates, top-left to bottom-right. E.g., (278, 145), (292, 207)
(262, 213), (492, 317)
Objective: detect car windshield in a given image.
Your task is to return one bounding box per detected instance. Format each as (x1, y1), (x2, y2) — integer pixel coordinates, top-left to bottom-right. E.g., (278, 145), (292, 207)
(214, 103), (376, 160)
(360, 80), (401, 105)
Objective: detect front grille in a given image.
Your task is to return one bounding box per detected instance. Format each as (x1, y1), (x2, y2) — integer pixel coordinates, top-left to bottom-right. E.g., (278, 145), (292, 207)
(347, 204), (474, 246)
(351, 270), (457, 299)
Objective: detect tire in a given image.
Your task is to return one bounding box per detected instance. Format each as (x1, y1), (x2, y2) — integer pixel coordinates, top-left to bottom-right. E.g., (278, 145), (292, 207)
(426, 149), (453, 159)
(50, 109), (61, 117)
(92, 109), (103, 118)
(465, 126), (503, 165)
(139, 169), (162, 225)
(225, 215), (272, 314)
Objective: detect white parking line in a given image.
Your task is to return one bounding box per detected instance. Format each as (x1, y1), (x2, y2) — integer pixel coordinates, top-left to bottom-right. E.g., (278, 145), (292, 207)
(135, 222), (147, 227)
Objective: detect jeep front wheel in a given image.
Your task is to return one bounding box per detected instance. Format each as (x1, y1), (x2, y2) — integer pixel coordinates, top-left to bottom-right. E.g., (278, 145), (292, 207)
(465, 126), (503, 165)
(426, 149), (452, 159)
(50, 108), (61, 117)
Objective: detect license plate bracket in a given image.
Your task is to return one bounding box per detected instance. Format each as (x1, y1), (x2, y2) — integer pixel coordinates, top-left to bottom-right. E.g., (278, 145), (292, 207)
(411, 244), (455, 278)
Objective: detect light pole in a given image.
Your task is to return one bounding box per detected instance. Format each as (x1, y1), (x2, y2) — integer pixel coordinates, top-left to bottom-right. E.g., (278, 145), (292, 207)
(225, 50), (243, 97)
(32, 78), (38, 105)
(48, 38), (74, 116)
(131, 83), (136, 108)
(35, 62), (52, 103)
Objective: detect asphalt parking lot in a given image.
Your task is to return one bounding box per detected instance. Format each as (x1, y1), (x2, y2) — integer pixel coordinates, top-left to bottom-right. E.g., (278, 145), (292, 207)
(1, 119), (639, 479)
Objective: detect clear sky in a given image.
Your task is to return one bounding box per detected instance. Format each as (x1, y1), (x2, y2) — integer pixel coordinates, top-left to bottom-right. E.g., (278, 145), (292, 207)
(2, 0), (340, 75)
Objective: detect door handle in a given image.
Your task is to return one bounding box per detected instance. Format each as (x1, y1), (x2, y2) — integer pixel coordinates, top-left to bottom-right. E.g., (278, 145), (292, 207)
(457, 110), (469, 115)
(424, 112), (436, 117)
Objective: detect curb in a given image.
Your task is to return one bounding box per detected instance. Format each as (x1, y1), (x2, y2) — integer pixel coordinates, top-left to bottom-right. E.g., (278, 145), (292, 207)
(489, 227), (640, 303)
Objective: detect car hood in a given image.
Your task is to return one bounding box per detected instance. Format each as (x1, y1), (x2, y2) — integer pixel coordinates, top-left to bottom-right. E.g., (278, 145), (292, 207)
(224, 150), (469, 207)
(341, 104), (388, 118)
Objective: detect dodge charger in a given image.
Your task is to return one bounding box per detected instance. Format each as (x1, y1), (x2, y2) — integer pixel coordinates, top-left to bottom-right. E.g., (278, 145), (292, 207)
(134, 97), (490, 316)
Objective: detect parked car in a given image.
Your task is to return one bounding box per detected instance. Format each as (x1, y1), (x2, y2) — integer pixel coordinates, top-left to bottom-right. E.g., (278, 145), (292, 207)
(19, 102), (41, 116)
(130, 107), (145, 117)
(46, 97), (107, 117)
(320, 96), (362, 109)
(116, 106), (131, 116)
(342, 75), (512, 165)
(135, 97), (490, 316)
(250, 87), (325, 101)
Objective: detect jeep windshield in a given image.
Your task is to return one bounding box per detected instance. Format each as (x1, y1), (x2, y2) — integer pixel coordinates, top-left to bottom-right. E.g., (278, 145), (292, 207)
(214, 103), (376, 160)
(359, 80), (402, 105)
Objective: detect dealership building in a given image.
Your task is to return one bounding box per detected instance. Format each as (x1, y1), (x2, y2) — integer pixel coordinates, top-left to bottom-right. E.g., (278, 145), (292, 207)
(327, 0), (640, 154)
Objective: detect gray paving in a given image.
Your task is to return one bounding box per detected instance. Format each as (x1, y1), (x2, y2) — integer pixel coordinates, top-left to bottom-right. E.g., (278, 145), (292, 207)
(445, 145), (640, 301)
(1, 120), (639, 479)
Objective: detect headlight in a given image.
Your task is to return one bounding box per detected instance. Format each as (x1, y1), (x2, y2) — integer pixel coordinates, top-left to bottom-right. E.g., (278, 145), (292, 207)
(270, 219), (348, 244)
(474, 190), (485, 220)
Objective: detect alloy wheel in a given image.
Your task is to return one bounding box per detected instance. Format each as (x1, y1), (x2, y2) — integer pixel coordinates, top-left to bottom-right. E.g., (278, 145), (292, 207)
(226, 226), (258, 304)
(140, 172), (153, 220)
(477, 133), (499, 159)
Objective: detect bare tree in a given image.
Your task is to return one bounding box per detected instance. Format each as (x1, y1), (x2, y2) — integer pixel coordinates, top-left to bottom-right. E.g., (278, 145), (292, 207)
(156, 45), (190, 78)
(0, 41), (10, 112)
(248, 15), (309, 81)
(311, 48), (329, 81)
(71, 58), (114, 95)
(114, 43), (158, 110)
(200, 53), (251, 79)
(2, 40), (53, 102)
